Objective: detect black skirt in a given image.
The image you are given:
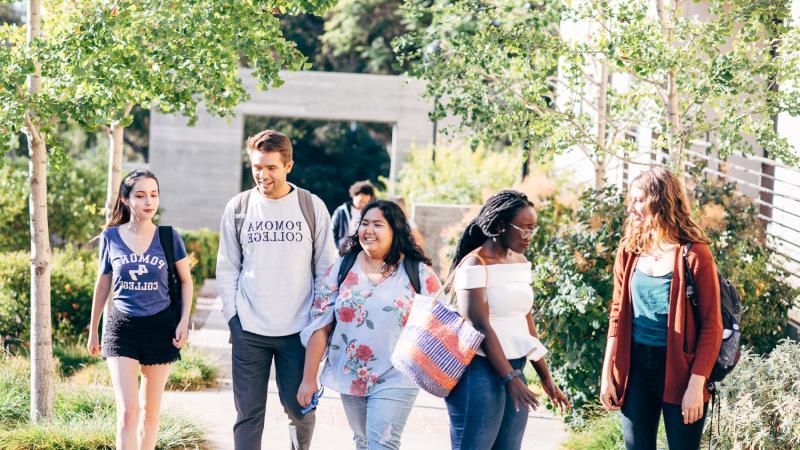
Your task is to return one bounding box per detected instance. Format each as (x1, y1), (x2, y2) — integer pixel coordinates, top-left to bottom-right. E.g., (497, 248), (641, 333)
(102, 305), (181, 365)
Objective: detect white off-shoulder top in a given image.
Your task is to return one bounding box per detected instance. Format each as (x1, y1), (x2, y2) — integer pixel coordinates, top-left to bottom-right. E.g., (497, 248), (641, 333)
(454, 261), (548, 361)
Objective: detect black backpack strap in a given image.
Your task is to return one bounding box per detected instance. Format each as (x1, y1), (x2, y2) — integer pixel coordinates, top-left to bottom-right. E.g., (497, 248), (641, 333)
(683, 243), (702, 353)
(159, 225), (181, 322)
(403, 257), (422, 294)
(234, 189), (254, 265)
(337, 251), (359, 287)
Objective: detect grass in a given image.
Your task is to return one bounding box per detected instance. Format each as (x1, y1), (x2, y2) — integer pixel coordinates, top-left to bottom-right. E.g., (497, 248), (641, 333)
(62, 344), (219, 391)
(561, 411), (668, 450)
(0, 354), (208, 449)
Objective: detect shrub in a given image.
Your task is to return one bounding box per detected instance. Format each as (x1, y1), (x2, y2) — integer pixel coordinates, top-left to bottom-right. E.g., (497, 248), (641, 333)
(561, 413), (625, 450)
(713, 340), (800, 449)
(0, 155), (105, 252)
(179, 228), (219, 293)
(384, 144), (522, 205)
(0, 246), (96, 348)
(529, 176), (799, 422)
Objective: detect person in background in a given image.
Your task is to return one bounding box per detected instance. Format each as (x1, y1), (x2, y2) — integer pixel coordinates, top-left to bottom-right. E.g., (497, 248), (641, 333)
(332, 180), (375, 251)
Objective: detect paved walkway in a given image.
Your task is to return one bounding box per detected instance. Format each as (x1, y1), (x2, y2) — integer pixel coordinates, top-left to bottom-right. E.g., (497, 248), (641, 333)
(163, 290), (568, 450)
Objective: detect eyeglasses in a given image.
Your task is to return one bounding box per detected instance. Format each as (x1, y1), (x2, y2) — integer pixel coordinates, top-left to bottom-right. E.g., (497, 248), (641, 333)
(509, 223), (539, 239)
(299, 387), (324, 415)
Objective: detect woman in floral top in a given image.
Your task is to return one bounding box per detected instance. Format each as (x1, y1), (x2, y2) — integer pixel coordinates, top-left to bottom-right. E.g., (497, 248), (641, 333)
(298, 200), (441, 449)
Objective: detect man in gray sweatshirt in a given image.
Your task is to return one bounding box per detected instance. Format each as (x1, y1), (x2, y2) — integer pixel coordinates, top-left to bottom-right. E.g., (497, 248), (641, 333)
(216, 130), (337, 450)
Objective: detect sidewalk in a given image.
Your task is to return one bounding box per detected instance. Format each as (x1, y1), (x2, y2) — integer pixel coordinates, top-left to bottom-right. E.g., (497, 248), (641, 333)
(163, 289), (568, 449)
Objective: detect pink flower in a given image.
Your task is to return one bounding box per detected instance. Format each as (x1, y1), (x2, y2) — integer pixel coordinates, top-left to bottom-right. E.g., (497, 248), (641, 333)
(425, 274), (441, 293)
(339, 288), (352, 300)
(401, 311), (410, 327)
(342, 271), (359, 288)
(357, 366), (370, 381)
(355, 344), (373, 362)
(350, 379), (367, 396)
(394, 299), (405, 309)
(369, 374), (379, 383)
(346, 342), (357, 357)
(339, 307), (356, 323)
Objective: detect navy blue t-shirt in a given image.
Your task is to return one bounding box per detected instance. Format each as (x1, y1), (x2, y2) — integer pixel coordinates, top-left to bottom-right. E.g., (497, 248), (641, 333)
(98, 226), (187, 317)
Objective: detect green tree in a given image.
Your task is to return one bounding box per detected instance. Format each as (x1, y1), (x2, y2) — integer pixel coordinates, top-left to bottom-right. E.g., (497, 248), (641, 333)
(398, 0), (800, 186)
(0, 0), (334, 419)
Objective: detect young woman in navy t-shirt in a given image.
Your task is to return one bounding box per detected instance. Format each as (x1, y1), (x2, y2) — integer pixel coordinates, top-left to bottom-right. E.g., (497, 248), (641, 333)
(87, 169), (193, 450)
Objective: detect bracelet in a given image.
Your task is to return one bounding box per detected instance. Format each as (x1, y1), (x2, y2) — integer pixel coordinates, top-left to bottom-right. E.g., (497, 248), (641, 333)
(501, 369), (522, 385)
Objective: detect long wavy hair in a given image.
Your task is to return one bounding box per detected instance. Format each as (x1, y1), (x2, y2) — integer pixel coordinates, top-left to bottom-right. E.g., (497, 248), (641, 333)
(621, 167), (710, 254)
(104, 169), (160, 229)
(450, 190), (534, 272)
(342, 199), (431, 267)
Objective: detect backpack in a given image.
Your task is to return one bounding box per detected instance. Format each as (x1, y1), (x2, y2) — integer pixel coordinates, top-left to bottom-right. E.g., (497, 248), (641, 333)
(682, 243), (742, 384)
(337, 251), (422, 294)
(232, 187), (318, 271)
(159, 225), (182, 324)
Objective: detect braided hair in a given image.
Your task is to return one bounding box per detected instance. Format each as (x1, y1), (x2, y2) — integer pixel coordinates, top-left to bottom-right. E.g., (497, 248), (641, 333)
(450, 190), (534, 272)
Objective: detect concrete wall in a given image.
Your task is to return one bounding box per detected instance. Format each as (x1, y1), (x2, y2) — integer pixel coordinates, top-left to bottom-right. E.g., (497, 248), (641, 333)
(150, 69), (435, 230)
(413, 204), (477, 276)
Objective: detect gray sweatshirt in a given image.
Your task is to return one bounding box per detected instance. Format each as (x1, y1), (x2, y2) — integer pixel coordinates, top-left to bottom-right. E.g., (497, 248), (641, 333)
(216, 185), (338, 336)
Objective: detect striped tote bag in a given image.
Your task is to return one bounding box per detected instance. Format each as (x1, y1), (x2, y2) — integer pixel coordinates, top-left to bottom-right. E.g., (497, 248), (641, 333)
(390, 254), (486, 397)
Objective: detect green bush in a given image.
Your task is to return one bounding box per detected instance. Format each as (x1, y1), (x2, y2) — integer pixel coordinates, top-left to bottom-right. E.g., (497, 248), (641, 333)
(0, 155), (105, 252)
(0, 246), (96, 348)
(179, 228), (219, 293)
(0, 355), (206, 450)
(529, 176), (799, 422)
(561, 413), (625, 450)
(714, 340), (800, 449)
(383, 145), (522, 205)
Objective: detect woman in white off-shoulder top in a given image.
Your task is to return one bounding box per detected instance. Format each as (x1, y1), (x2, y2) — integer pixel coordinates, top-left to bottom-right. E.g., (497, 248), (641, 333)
(445, 190), (570, 450)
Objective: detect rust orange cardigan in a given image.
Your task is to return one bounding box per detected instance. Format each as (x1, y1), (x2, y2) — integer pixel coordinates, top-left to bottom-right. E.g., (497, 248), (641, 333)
(607, 243), (723, 405)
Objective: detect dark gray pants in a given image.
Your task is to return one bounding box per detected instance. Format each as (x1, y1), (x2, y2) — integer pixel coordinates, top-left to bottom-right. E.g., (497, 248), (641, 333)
(229, 316), (315, 450)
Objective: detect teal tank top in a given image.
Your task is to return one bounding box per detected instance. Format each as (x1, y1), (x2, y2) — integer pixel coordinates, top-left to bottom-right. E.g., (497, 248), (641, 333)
(631, 268), (672, 347)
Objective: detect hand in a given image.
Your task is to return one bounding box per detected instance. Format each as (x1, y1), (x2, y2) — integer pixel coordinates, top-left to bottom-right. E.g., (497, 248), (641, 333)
(87, 332), (101, 356)
(507, 377), (539, 413)
(542, 379), (571, 413)
(682, 375), (705, 424)
(599, 375), (620, 411)
(173, 320), (189, 349)
(297, 378), (319, 408)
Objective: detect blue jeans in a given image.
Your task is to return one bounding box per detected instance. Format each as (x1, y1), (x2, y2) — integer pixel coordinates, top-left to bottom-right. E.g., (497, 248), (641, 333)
(340, 387), (419, 450)
(445, 356), (528, 450)
(621, 342), (707, 450)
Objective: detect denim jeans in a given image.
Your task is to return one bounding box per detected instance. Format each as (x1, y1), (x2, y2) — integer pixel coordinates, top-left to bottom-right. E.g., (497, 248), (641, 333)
(229, 315), (315, 450)
(445, 356), (529, 450)
(621, 342), (708, 450)
(340, 387), (419, 450)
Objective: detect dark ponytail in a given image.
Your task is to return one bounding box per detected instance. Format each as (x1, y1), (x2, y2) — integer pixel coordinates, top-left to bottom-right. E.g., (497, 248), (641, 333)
(104, 169), (160, 229)
(450, 190), (533, 272)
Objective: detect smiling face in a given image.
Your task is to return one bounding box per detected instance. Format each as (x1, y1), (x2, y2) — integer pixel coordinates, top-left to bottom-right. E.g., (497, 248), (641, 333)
(250, 150), (294, 199)
(498, 205), (537, 254)
(123, 177), (159, 221)
(358, 207), (394, 259)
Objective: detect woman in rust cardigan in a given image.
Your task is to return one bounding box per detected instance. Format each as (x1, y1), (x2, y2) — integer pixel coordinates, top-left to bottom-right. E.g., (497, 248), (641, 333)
(599, 167), (722, 450)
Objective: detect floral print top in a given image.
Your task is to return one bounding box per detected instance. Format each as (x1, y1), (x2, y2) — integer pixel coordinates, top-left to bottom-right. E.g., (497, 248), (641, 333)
(300, 256), (442, 396)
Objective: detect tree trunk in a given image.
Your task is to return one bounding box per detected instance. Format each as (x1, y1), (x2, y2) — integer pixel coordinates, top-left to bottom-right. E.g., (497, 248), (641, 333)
(26, 0), (54, 422)
(595, 56), (609, 189)
(104, 125), (124, 222)
(102, 124), (125, 332)
(657, 0), (684, 174)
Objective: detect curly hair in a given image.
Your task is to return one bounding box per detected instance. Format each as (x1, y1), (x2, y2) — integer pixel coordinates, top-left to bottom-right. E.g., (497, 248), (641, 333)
(342, 199), (431, 267)
(621, 167), (710, 254)
(450, 190), (534, 272)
